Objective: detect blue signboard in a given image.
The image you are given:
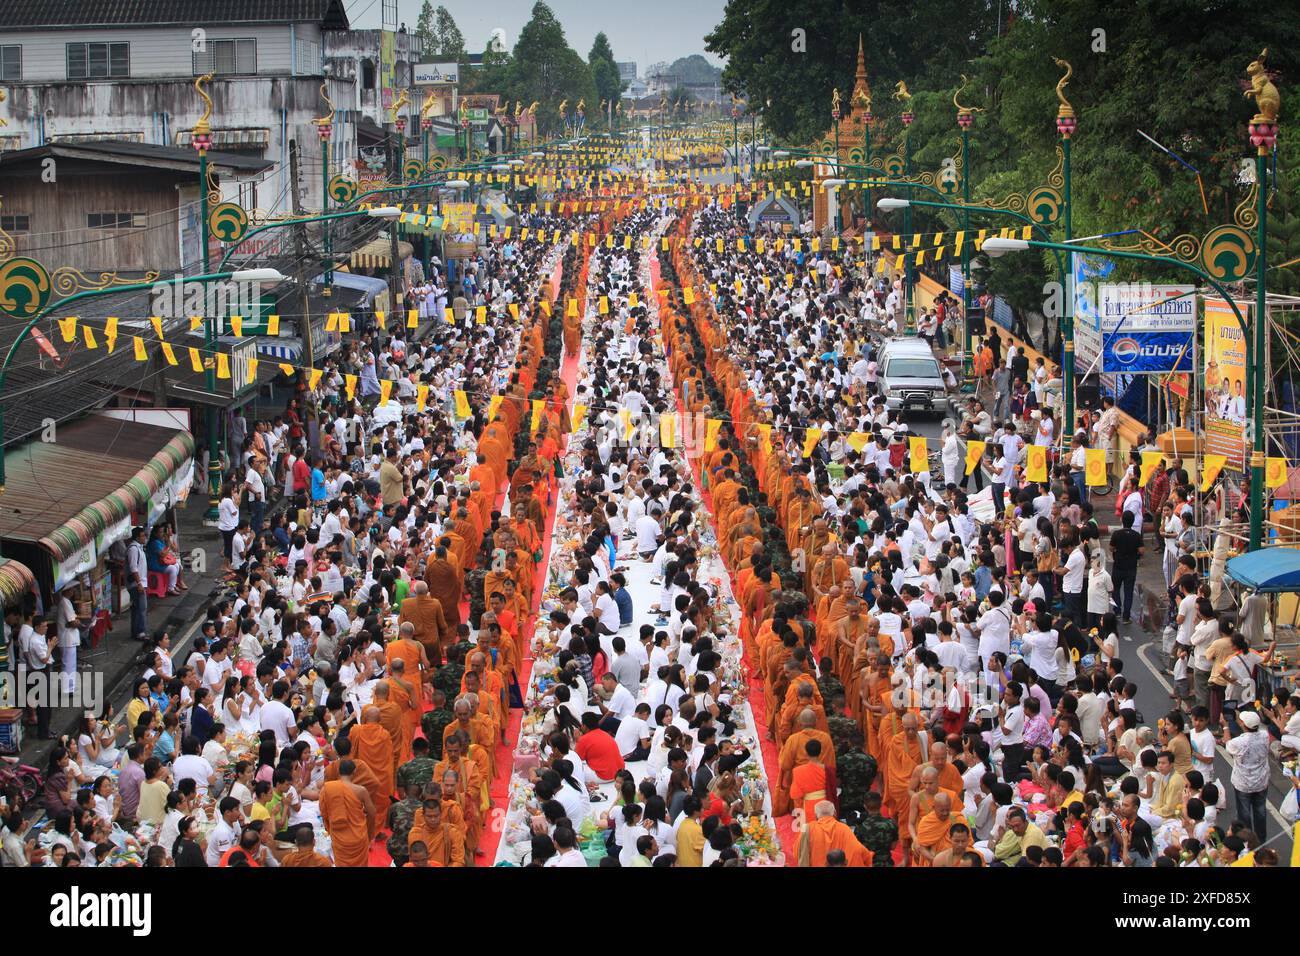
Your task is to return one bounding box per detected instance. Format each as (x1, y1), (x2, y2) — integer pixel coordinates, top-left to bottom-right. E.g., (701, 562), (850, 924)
(1101, 330), (1194, 374)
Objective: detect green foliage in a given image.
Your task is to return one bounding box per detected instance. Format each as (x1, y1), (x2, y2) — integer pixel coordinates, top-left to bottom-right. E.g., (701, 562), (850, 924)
(502, 2), (598, 137)
(706, 0), (1300, 308)
(416, 3), (466, 62)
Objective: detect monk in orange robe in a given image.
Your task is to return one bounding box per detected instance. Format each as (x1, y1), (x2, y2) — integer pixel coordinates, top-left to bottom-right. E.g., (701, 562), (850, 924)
(349, 708), (397, 816)
(372, 682), (408, 770)
(774, 709), (835, 817)
(319, 761), (376, 868)
(280, 827), (333, 867)
(884, 713), (925, 847)
(435, 736), (486, 855)
(788, 739), (830, 825)
(797, 801), (873, 867)
(407, 795), (466, 867)
(912, 792), (957, 867)
(383, 660), (420, 766)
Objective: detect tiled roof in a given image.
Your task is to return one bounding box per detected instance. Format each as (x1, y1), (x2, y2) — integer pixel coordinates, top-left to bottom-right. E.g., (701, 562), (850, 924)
(0, 0), (348, 30)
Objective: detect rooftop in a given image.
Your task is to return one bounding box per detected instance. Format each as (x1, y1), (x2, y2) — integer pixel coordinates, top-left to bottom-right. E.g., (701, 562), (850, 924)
(0, 0), (349, 31)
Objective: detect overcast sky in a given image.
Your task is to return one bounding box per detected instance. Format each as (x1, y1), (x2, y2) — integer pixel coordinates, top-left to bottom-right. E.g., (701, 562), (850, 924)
(344, 0), (727, 72)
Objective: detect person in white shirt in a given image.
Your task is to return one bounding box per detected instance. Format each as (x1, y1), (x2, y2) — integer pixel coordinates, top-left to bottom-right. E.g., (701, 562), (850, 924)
(1058, 541), (1087, 627)
(997, 682), (1027, 781)
(973, 591), (1012, 665)
(613, 704), (653, 760)
(635, 508), (663, 559)
(259, 681), (298, 748)
(1021, 613), (1060, 686)
(56, 591), (82, 694)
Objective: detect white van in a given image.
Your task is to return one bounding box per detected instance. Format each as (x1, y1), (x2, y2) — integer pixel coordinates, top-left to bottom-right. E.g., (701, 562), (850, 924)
(879, 338), (953, 417)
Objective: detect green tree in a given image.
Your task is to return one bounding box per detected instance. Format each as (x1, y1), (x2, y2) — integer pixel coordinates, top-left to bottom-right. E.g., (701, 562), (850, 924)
(588, 31), (624, 120)
(507, 2), (597, 138)
(414, 0), (437, 55)
(433, 6), (466, 60)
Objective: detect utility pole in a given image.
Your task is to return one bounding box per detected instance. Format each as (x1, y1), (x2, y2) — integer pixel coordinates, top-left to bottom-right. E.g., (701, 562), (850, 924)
(289, 139), (316, 369)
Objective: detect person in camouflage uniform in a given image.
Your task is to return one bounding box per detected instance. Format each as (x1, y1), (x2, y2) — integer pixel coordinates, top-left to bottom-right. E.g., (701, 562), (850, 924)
(816, 656), (846, 712)
(421, 688), (455, 760)
(396, 736), (438, 792)
(386, 781), (424, 865)
(853, 791), (899, 866)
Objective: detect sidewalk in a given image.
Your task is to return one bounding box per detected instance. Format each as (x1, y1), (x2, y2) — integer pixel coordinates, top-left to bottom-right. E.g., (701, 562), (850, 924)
(16, 489), (228, 767)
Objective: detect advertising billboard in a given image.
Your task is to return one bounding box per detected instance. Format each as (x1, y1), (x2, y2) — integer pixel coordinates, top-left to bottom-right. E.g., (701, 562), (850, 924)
(414, 62), (460, 86)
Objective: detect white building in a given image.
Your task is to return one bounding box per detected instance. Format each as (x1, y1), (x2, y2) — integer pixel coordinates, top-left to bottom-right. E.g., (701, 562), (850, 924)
(0, 1), (422, 222)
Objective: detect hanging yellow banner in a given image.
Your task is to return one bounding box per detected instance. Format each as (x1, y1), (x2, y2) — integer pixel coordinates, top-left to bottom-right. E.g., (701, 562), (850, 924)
(531, 399), (545, 433)
(704, 418), (722, 453)
(1267, 457), (1289, 489)
(570, 403), (587, 431)
(1026, 444), (1048, 482)
(488, 395), (503, 421)
(909, 436), (928, 473)
(1085, 448), (1108, 487)
(379, 380), (393, 406)
(965, 440), (986, 475)
(659, 413), (677, 448)
(454, 389), (472, 418)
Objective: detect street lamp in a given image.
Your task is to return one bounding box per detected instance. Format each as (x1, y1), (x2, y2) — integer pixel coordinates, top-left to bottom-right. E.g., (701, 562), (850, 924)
(0, 269), (287, 495)
(983, 235), (1264, 550)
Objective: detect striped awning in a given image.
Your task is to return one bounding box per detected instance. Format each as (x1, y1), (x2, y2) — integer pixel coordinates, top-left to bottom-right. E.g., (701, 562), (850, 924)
(175, 128), (270, 148)
(349, 237), (415, 271)
(257, 342), (301, 362)
(0, 558), (36, 608)
(37, 431), (197, 562)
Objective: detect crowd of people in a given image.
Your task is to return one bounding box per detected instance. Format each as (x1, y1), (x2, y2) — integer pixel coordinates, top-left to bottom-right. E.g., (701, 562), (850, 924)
(1, 152), (1295, 870)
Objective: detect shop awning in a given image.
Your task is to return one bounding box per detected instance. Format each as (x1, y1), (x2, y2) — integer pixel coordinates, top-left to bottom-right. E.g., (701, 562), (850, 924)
(349, 237), (415, 271)
(1225, 548), (1300, 593)
(0, 417), (196, 563)
(0, 557), (36, 608)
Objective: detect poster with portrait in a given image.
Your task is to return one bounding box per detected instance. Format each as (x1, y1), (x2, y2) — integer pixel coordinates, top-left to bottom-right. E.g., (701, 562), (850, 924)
(1203, 297), (1251, 470)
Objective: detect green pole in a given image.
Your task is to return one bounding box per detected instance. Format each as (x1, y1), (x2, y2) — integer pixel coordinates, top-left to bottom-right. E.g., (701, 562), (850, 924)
(903, 127), (913, 329)
(197, 147), (221, 521)
(322, 135), (332, 289)
(961, 123), (973, 388)
(834, 115), (842, 233)
(1248, 148), (1268, 551)
(1061, 134), (1075, 441)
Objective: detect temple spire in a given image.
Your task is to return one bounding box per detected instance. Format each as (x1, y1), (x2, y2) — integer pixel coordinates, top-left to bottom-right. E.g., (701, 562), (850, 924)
(851, 35), (872, 111)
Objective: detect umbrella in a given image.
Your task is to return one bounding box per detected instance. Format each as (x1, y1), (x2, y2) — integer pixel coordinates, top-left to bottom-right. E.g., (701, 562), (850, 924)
(1225, 548), (1300, 592)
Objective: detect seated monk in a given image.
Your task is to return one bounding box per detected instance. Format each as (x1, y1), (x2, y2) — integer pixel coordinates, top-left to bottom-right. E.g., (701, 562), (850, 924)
(280, 826), (333, 867)
(319, 761), (376, 868)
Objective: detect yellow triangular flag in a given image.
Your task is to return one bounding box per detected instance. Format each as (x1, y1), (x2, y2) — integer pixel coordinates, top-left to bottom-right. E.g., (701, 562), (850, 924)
(380, 379), (393, 406)
(1201, 455), (1228, 492)
(161, 342), (178, 366)
(416, 385), (429, 412)
(189, 315), (203, 332)
(279, 364), (295, 377)
(374, 311), (386, 329)
(216, 352), (230, 379)
(1139, 451), (1164, 487)
(325, 312), (339, 332)
(567, 298), (579, 318)
(149, 316), (164, 339)
(308, 368), (323, 390)
(802, 427), (824, 459)
(188, 347), (204, 372)
(454, 389), (472, 418)
(445, 307), (455, 324)
(509, 303), (520, 321)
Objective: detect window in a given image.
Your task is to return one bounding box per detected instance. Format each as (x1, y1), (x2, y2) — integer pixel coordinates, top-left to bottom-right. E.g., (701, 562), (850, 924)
(294, 39), (319, 75)
(87, 212), (145, 229)
(0, 215), (30, 232)
(885, 358), (941, 380)
(0, 45), (20, 82)
(67, 42), (129, 80)
(193, 38), (256, 76)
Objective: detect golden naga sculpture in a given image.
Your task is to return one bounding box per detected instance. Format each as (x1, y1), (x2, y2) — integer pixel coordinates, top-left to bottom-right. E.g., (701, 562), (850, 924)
(194, 73), (215, 138)
(1245, 48), (1280, 124)
(893, 80), (911, 103)
(1053, 57), (1074, 116)
(317, 81), (335, 129)
(952, 75), (985, 114)
(558, 98), (568, 118)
